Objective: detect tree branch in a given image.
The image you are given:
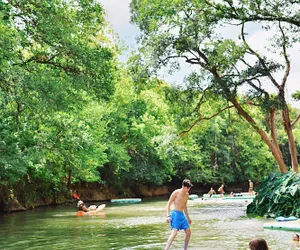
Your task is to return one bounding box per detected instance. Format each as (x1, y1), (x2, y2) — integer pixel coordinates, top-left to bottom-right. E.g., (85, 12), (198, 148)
(244, 78), (270, 98)
(291, 113), (300, 128)
(239, 58), (253, 68)
(243, 16), (300, 27)
(241, 23), (280, 89)
(223, 0), (239, 17)
(193, 85), (214, 114)
(179, 105), (234, 136)
(278, 21), (290, 90)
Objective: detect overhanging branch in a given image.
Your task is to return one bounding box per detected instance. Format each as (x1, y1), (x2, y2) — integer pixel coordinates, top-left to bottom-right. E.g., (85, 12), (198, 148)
(241, 23), (280, 89)
(278, 21), (290, 90)
(291, 113), (300, 128)
(179, 105), (234, 136)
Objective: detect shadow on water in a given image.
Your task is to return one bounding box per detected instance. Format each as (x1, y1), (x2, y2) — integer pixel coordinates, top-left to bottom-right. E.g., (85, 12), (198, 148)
(0, 198), (300, 249)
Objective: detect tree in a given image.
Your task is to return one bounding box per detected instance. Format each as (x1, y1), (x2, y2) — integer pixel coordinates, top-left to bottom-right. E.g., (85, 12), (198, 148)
(130, 0), (300, 172)
(0, 0), (117, 196)
(100, 73), (176, 188)
(163, 86), (278, 183)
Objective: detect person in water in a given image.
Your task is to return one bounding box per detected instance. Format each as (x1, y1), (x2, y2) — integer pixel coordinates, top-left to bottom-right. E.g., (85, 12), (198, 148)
(291, 233), (300, 248)
(249, 180), (254, 195)
(249, 238), (269, 250)
(208, 187), (216, 197)
(293, 233), (300, 241)
(218, 184), (225, 197)
(164, 179), (193, 250)
(77, 200), (90, 212)
(77, 200), (99, 212)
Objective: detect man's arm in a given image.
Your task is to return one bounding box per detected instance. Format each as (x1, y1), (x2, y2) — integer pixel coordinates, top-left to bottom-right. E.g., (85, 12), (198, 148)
(166, 191), (177, 216)
(183, 199), (191, 224)
(82, 205), (89, 212)
(166, 190), (177, 223)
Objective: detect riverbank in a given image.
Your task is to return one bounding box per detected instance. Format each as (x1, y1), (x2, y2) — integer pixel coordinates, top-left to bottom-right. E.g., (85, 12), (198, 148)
(0, 183), (169, 213)
(1, 181), (251, 213)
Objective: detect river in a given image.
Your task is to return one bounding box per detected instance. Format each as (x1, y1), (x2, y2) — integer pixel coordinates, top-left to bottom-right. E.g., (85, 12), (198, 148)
(0, 197), (299, 249)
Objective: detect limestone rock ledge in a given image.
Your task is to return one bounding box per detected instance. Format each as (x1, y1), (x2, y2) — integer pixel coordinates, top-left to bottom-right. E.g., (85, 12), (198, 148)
(1, 184), (170, 213)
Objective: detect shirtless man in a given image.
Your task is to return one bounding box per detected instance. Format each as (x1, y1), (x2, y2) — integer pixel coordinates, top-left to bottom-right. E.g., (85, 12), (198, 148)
(208, 187), (216, 197)
(248, 180), (254, 195)
(165, 179), (192, 250)
(218, 184), (225, 197)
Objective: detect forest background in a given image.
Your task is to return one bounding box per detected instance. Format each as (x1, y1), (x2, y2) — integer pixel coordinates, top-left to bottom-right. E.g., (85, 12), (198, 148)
(0, 0), (299, 213)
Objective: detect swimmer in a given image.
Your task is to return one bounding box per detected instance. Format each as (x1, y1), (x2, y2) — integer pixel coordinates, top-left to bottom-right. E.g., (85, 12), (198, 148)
(208, 187), (216, 197)
(293, 233), (300, 242)
(249, 238), (269, 250)
(218, 184), (225, 197)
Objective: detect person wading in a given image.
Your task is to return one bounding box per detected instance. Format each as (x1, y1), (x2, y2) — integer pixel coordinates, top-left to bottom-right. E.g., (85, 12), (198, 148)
(164, 179), (193, 250)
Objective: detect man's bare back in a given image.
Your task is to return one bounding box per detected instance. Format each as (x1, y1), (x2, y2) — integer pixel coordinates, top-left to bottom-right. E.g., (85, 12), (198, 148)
(171, 189), (189, 212)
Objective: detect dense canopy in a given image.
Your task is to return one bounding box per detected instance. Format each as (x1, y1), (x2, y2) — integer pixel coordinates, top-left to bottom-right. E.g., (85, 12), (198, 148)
(0, 0), (299, 215)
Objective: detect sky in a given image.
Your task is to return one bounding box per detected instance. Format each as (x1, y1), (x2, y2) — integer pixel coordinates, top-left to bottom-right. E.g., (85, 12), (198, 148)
(98, 0), (300, 108)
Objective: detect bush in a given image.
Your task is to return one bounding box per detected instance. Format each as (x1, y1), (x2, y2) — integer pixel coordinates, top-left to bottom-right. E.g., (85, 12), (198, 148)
(247, 172), (300, 217)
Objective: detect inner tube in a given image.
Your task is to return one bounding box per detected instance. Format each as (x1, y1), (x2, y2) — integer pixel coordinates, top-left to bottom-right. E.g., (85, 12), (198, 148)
(189, 194), (199, 200)
(275, 216), (298, 222)
(76, 204), (106, 216)
(111, 198), (142, 204)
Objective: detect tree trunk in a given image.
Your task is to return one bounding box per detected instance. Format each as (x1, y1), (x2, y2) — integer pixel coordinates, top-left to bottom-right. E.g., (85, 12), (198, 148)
(269, 108), (283, 160)
(282, 108), (299, 172)
(231, 98), (287, 172)
(67, 169), (72, 189)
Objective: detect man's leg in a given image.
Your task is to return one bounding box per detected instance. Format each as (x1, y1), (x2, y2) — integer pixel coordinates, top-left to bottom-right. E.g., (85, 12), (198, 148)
(164, 229), (178, 250)
(184, 228), (191, 250)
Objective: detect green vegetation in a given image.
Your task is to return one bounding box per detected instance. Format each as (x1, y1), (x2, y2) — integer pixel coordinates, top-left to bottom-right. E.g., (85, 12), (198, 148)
(130, 0), (300, 173)
(247, 173), (300, 218)
(129, 0), (300, 217)
(0, 0), (299, 215)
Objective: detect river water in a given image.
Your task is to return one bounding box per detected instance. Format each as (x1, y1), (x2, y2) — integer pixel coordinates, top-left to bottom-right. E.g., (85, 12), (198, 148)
(0, 197), (299, 250)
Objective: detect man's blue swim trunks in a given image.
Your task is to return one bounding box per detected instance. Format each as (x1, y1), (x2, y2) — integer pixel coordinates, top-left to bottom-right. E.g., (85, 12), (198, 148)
(170, 210), (189, 230)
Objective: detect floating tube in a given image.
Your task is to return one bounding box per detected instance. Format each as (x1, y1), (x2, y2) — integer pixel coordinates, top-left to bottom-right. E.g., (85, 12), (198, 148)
(203, 194), (222, 198)
(111, 198), (142, 204)
(189, 194), (199, 200)
(264, 222), (300, 231)
(232, 194), (243, 197)
(240, 192), (255, 196)
(228, 192), (255, 198)
(276, 216), (298, 222)
(223, 196), (254, 200)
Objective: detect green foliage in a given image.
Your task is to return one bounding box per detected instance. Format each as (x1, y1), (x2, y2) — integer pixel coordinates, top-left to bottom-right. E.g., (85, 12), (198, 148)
(130, 0), (299, 104)
(247, 173), (300, 217)
(161, 87), (278, 184)
(292, 91), (300, 101)
(0, 0), (117, 193)
(1, 0), (299, 208)
(130, 0), (300, 175)
(100, 75), (176, 187)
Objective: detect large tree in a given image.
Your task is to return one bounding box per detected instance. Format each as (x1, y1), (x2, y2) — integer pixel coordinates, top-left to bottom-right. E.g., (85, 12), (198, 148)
(0, 0), (117, 189)
(130, 0), (300, 173)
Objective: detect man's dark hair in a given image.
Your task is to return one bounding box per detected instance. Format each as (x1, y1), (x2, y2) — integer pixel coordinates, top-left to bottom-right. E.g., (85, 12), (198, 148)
(182, 179), (193, 187)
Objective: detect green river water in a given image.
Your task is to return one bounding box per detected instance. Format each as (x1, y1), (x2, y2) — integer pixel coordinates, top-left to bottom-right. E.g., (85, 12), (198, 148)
(0, 197), (299, 250)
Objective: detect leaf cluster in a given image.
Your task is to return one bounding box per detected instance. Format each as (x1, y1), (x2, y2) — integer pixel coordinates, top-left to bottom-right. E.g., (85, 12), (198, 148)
(247, 172), (300, 217)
